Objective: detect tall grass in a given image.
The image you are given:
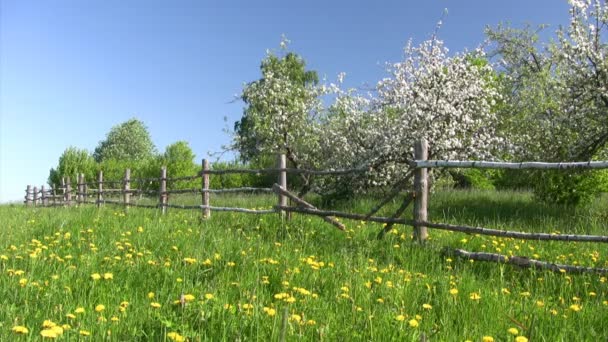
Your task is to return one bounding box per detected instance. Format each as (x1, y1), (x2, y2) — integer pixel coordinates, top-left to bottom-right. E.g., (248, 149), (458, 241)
(0, 189), (606, 341)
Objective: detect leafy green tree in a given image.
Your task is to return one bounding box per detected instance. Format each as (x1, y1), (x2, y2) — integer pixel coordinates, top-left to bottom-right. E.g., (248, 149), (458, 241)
(160, 141), (198, 189)
(93, 118), (156, 163)
(48, 147), (97, 187)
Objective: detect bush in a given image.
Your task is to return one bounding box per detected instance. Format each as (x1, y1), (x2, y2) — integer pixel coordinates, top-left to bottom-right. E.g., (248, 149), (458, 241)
(532, 169), (603, 206)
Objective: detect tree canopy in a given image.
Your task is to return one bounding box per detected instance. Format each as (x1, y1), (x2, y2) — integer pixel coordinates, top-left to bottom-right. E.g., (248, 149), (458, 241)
(93, 118), (156, 163)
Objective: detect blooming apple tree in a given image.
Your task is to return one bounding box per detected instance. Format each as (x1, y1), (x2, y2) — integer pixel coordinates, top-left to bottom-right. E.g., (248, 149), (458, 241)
(321, 36), (504, 189)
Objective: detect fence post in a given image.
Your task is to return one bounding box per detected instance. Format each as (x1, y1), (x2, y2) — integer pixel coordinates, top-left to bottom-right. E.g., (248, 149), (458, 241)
(82, 173), (88, 204)
(66, 177), (72, 206)
(413, 138), (429, 242)
(61, 177), (66, 205)
(33, 186), (39, 207)
(25, 185), (32, 206)
(124, 168), (131, 209)
(160, 166), (167, 214)
(277, 153), (287, 218)
(41, 185), (47, 207)
(52, 188), (57, 207)
(202, 159), (210, 219)
(77, 173), (83, 205)
(97, 170), (103, 208)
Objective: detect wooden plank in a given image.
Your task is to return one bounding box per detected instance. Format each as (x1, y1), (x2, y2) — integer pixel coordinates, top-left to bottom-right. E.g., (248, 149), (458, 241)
(97, 170), (103, 208)
(160, 167), (167, 214)
(124, 168), (131, 209)
(278, 154), (287, 219)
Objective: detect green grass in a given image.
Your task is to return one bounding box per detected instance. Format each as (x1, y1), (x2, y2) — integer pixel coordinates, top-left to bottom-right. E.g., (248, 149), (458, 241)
(1, 189), (607, 341)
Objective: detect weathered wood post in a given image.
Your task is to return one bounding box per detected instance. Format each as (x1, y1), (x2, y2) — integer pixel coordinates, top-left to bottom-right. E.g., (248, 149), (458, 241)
(77, 173), (83, 205)
(33, 186), (39, 207)
(202, 159), (210, 218)
(160, 166), (167, 214)
(277, 153), (287, 219)
(25, 185), (32, 206)
(97, 170), (103, 208)
(61, 177), (66, 205)
(123, 168), (131, 209)
(41, 185), (47, 207)
(413, 138), (429, 242)
(65, 177), (72, 206)
(52, 189), (57, 206)
(82, 173), (88, 203)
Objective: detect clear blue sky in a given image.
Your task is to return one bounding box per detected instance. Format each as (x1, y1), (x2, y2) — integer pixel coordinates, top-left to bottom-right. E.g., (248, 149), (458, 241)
(0, 0), (570, 202)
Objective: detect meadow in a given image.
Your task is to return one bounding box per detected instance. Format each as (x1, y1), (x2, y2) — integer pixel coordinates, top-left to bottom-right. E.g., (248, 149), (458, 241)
(1, 189), (607, 341)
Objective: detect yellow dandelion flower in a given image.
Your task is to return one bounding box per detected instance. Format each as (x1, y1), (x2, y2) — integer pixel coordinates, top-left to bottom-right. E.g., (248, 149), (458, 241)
(204, 293), (214, 300)
(263, 307), (276, 316)
(40, 329), (58, 339)
(449, 288), (458, 296)
(19, 278), (28, 287)
(469, 292), (481, 301)
(110, 316), (120, 322)
(202, 259), (212, 266)
(227, 261), (236, 267)
(75, 307), (85, 314)
(242, 303), (253, 310)
(395, 315), (406, 321)
(151, 302), (162, 308)
(569, 304), (582, 312)
(408, 319), (419, 328)
(422, 303), (432, 310)
(79, 330), (91, 336)
(11, 325), (29, 334)
(183, 257), (197, 264)
(167, 332), (185, 342)
(42, 320), (56, 328)
(536, 300), (545, 308)
(482, 337), (494, 342)
(182, 294), (195, 302)
(91, 273), (102, 281)
(66, 313), (76, 319)
(290, 314), (302, 323)
(515, 337), (529, 342)
(508, 327), (519, 335)
(95, 304), (105, 312)
(103, 273), (113, 280)
(148, 292), (155, 299)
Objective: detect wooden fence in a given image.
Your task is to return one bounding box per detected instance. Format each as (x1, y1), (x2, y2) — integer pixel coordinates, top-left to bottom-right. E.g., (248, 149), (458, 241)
(23, 141), (608, 273)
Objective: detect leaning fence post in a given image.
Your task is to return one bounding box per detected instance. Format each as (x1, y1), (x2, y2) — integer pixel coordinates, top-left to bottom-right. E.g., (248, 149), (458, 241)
(277, 153), (287, 219)
(97, 170), (103, 208)
(123, 168), (131, 209)
(82, 173), (88, 204)
(202, 159), (210, 219)
(25, 185), (32, 206)
(160, 166), (167, 214)
(61, 177), (66, 205)
(413, 138), (429, 242)
(41, 185), (47, 207)
(33, 186), (39, 207)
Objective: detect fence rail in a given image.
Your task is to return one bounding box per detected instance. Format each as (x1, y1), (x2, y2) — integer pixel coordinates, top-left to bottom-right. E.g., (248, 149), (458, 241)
(24, 142), (608, 250)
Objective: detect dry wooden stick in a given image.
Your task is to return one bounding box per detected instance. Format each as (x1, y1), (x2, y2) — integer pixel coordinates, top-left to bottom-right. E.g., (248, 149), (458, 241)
(364, 170), (414, 219)
(272, 184), (345, 231)
(443, 248), (608, 274)
(376, 192), (415, 239)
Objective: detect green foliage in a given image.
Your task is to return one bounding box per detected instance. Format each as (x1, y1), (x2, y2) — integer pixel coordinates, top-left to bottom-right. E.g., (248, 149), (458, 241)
(449, 169), (496, 190)
(160, 141), (198, 190)
(93, 118), (156, 163)
(48, 147), (97, 187)
(532, 170), (605, 206)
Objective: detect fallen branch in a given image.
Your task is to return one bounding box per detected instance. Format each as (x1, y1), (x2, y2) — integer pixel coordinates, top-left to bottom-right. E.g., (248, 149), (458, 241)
(272, 184), (345, 231)
(376, 192), (415, 239)
(442, 248), (608, 274)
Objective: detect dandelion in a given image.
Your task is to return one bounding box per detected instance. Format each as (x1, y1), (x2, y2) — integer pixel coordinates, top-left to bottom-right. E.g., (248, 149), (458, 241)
(91, 273), (102, 281)
(508, 327), (519, 335)
(11, 325), (29, 334)
(290, 314), (302, 323)
(75, 307), (85, 314)
(95, 304), (105, 312)
(79, 330), (91, 336)
(449, 288), (458, 295)
(103, 273), (113, 280)
(19, 278), (28, 287)
(263, 307), (276, 316)
(482, 337), (494, 342)
(469, 292), (481, 301)
(66, 313), (76, 319)
(569, 304), (582, 312)
(183, 294), (195, 302)
(151, 302), (162, 308)
(408, 319), (419, 328)
(204, 293), (214, 300)
(536, 300), (545, 308)
(515, 337), (529, 342)
(422, 303), (432, 310)
(110, 316), (120, 322)
(167, 332), (185, 342)
(40, 329), (58, 338)
(395, 314), (406, 321)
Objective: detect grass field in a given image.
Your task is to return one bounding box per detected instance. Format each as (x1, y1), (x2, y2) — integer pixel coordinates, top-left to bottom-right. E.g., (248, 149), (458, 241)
(1, 190), (607, 341)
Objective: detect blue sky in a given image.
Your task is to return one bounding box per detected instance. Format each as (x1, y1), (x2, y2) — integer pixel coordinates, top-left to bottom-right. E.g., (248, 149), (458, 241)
(0, 0), (570, 202)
